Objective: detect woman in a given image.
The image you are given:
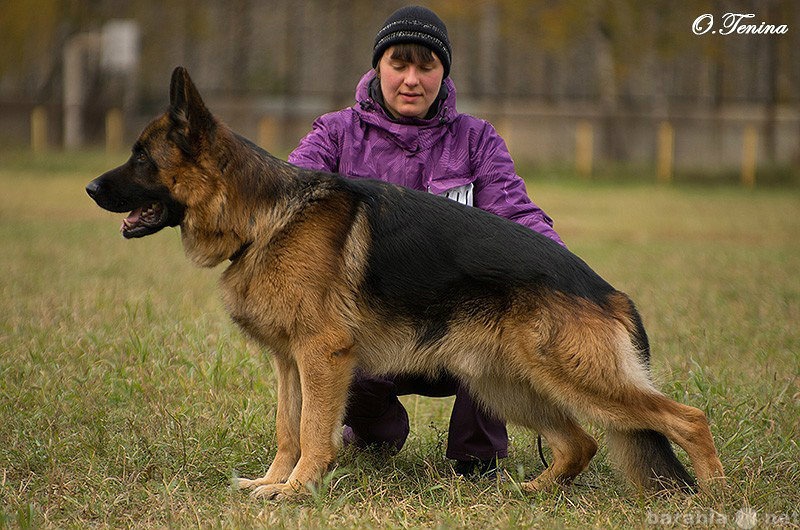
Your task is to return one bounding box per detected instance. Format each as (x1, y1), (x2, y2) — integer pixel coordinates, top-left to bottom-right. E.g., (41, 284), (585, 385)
(289, 5), (564, 478)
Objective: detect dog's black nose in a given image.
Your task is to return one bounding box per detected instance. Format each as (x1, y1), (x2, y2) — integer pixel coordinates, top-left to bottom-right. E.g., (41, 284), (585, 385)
(86, 180), (100, 199)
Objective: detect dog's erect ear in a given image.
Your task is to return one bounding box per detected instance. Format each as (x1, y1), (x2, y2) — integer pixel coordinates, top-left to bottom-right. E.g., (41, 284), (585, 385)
(168, 66), (215, 156)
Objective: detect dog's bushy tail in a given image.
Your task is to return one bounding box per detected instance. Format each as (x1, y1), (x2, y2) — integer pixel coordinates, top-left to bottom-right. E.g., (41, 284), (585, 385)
(605, 295), (696, 492)
(606, 428), (696, 492)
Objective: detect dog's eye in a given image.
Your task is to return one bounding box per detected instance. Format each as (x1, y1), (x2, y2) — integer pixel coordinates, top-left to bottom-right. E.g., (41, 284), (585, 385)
(134, 151), (148, 164)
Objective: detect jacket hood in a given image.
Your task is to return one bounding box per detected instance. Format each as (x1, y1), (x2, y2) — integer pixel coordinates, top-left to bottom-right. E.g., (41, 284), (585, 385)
(353, 70), (458, 152)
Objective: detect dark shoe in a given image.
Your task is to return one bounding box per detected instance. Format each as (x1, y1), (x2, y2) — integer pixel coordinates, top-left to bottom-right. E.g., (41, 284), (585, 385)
(453, 459), (501, 479)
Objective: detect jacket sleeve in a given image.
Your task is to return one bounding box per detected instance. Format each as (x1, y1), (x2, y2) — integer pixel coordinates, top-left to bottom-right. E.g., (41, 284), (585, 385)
(470, 122), (566, 247)
(287, 113), (342, 172)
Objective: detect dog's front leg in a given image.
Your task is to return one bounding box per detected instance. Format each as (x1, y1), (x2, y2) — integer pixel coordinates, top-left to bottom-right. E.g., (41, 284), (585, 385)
(238, 353), (302, 491)
(251, 334), (355, 500)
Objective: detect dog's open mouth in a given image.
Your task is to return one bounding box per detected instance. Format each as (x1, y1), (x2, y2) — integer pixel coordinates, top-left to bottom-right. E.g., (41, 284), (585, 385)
(121, 202), (169, 238)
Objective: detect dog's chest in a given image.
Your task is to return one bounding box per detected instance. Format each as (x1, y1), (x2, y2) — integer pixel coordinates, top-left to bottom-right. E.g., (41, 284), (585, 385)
(219, 263), (294, 351)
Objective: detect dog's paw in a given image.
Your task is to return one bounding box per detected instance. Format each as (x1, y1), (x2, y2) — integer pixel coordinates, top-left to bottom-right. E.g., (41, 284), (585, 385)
(520, 476), (564, 493)
(236, 476), (281, 491)
(251, 482), (306, 501)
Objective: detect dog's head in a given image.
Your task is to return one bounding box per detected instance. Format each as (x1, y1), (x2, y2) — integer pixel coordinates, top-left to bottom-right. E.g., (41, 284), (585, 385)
(86, 66), (216, 239)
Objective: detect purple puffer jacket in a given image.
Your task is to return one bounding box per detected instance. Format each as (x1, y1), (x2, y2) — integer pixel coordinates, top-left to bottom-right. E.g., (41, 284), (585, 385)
(289, 70), (564, 246)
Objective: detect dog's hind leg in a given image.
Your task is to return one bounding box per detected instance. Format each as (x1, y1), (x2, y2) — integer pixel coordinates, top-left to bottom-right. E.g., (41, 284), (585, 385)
(605, 394), (725, 492)
(526, 306), (724, 492)
(538, 341), (724, 491)
(519, 407), (598, 492)
(467, 377), (597, 491)
(558, 329), (723, 491)
(238, 353), (302, 491)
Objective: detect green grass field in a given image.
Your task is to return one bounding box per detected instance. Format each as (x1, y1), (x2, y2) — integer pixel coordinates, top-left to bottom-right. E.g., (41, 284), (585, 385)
(1, 151), (798, 529)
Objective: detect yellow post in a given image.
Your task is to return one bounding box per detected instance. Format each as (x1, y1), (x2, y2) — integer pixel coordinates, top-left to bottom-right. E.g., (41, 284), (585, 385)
(741, 125), (758, 188)
(31, 106), (48, 153)
(258, 116), (277, 150)
(105, 108), (124, 153)
(657, 121), (674, 184)
(575, 120), (593, 179)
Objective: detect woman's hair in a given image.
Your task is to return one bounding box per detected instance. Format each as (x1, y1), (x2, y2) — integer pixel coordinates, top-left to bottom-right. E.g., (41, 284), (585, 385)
(387, 43), (436, 65)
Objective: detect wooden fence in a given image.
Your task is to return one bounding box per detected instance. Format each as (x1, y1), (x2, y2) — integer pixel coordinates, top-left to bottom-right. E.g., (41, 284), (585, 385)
(20, 102), (792, 187)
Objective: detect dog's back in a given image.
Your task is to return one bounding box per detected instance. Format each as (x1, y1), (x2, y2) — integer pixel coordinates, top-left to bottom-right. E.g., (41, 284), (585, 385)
(349, 177), (614, 300)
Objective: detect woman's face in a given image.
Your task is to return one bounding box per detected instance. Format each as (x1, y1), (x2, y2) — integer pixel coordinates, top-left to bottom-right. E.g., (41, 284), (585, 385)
(378, 46), (444, 119)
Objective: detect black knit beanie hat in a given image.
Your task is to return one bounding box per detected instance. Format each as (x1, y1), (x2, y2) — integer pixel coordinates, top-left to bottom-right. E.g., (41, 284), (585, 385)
(372, 5), (452, 78)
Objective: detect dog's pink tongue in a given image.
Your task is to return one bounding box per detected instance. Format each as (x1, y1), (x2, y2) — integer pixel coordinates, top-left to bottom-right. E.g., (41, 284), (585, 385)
(121, 207), (143, 232)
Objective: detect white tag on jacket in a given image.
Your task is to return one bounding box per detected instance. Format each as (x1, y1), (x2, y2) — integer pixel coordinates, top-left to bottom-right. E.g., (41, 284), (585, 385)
(439, 183), (474, 207)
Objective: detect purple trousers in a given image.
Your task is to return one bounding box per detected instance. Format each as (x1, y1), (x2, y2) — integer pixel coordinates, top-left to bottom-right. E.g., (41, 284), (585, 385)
(343, 370), (508, 462)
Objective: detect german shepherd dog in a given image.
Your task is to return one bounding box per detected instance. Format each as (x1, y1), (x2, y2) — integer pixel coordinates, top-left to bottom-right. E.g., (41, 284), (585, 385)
(86, 67), (724, 500)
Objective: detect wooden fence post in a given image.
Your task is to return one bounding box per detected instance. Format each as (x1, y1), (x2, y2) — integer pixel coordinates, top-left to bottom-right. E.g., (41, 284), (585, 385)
(741, 125), (758, 188)
(258, 116), (278, 150)
(105, 108), (124, 153)
(31, 106), (48, 153)
(657, 121), (674, 184)
(575, 120), (593, 179)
